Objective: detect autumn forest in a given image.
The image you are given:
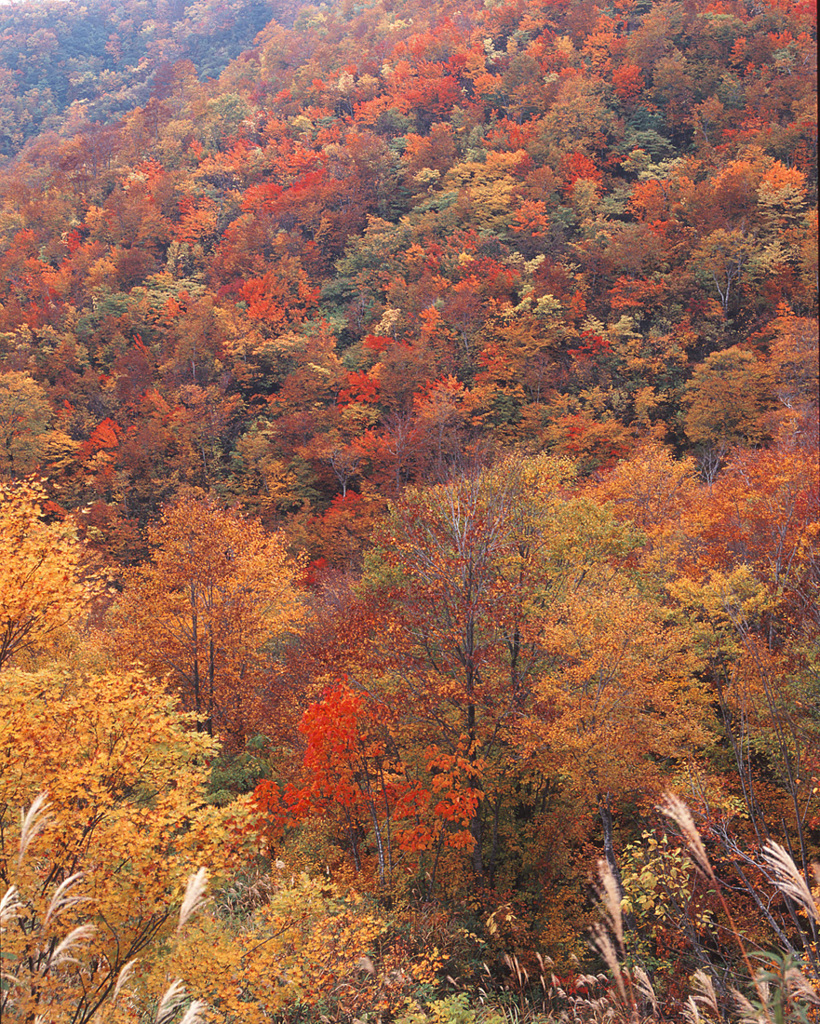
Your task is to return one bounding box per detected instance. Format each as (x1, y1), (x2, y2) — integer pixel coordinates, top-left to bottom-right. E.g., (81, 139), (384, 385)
(0, 0), (817, 1018)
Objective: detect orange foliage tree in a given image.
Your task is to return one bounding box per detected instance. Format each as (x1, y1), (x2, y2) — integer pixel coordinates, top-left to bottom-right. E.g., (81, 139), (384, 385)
(114, 495), (304, 746)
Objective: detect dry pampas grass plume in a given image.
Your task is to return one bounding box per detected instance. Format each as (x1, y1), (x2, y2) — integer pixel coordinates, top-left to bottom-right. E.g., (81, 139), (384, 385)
(19, 793), (52, 863)
(761, 840), (819, 921)
(155, 980), (207, 1024)
(177, 867), (209, 932)
(43, 871), (87, 927)
(658, 792), (713, 879)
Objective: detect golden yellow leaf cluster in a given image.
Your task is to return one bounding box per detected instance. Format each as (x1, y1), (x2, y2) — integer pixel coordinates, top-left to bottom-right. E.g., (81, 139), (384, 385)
(0, 480), (96, 669)
(0, 664), (232, 1023)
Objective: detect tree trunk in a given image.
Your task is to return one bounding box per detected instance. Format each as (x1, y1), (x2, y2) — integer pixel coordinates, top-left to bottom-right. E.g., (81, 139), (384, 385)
(598, 792), (626, 902)
(191, 584), (201, 729)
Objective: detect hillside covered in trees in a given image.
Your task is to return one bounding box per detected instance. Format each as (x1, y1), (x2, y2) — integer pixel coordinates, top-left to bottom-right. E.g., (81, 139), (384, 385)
(0, 0), (817, 1019)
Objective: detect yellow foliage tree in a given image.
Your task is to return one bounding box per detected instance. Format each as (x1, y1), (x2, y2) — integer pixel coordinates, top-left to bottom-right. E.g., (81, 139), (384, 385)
(531, 578), (707, 802)
(0, 480), (95, 669)
(168, 872), (444, 1022)
(0, 369), (52, 476)
(683, 346), (773, 449)
(0, 665), (230, 1023)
